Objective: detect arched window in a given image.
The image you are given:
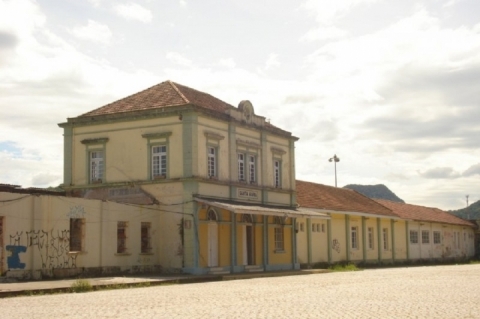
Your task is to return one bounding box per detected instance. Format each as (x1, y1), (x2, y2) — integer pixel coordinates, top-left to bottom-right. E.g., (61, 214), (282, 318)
(242, 214), (253, 223)
(207, 209), (218, 221)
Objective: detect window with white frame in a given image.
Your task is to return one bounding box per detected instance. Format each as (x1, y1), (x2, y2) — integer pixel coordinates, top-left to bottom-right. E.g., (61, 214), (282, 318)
(368, 227), (374, 250)
(152, 145), (167, 178)
(208, 146), (217, 178)
(90, 151), (104, 183)
(274, 160), (281, 188)
(351, 226), (358, 249)
(410, 230), (418, 244)
(421, 230), (430, 244)
(433, 231), (441, 244)
(141, 222), (152, 253)
(312, 223), (315, 232)
(248, 155), (256, 184)
(321, 223), (325, 233)
(117, 221), (128, 254)
(316, 224), (320, 232)
(274, 217), (284, 251)
(69, 218), (85, 252)
(382, 228), (388, 250)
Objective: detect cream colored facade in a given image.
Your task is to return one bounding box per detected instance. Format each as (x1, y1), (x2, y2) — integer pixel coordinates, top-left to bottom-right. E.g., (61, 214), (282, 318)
(297, 212), (474, 267)
(0, 191), (164, 279)
(58, 82), (314, 275)
(406, 221), (475, 260)
(296, 212), (405, 266)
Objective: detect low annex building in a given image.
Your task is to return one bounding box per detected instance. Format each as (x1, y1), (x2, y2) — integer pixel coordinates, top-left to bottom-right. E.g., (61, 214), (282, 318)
(295, 180), (403, 265)
(375, 200), (475, 260)
(295, 180), (475, 267)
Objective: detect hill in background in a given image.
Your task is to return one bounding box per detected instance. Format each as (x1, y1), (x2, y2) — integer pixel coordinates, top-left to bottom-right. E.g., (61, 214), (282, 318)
(343, 184), (405, 203)
(449, 200), (480, 220)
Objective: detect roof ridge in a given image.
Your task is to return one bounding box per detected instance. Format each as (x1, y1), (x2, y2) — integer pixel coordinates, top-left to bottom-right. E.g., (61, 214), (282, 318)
(168, 81), (190, 104)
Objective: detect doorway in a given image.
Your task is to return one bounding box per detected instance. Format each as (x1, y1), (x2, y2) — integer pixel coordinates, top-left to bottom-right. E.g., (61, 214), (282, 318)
(207, 209), (218, 267)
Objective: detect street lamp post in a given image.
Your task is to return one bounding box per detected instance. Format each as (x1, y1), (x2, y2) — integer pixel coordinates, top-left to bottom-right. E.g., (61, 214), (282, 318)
(329, 154), (340, 187)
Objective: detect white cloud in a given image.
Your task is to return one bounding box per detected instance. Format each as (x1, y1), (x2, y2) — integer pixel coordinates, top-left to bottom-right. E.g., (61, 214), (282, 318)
(114, 3), (152, 23)
(419, 167), (461, 179)
(463, 163), (480, 177)
(179, 0), (187, 7)
(301, 26), (347, 42)
(70, 20), (112, 44)
(88, 0), (102, 7)
(303, 0), (380, 25)
(0, 0), (159, 187)
(166, 52), (192, 67)
(32, 172), (62, 187)
(218, 58), (236, 69)
(265, 53), (280, 70)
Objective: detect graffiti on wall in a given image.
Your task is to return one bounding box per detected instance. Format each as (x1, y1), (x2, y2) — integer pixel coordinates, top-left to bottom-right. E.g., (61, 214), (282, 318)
(6, 229), (77, 270)
(332, 239), (341, 253)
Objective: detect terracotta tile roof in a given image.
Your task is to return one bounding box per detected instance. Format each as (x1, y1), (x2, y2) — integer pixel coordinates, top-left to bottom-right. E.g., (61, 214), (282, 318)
(374, 199), (474, 227)
(296, 180), (396, 217)
(79, 80), (235, 117)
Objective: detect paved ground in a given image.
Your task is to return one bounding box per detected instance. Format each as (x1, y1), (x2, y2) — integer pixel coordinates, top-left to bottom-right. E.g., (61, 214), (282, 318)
(0, 264), (479, 318)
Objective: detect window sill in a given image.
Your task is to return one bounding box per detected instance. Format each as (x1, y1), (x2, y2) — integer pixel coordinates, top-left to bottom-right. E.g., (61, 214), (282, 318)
(274, 250), (286, 254)
(139, 252), (154, 255)
(153, 175), (166, 180)
(115, 252), (131, 256)
(68, 251), (87, 255)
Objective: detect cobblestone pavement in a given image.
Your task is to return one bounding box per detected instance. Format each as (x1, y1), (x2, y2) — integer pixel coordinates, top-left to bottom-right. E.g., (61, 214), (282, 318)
(1, 264), (480, 319)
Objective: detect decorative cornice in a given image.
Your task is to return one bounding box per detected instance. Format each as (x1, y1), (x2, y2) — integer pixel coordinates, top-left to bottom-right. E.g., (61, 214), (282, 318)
(271, 147), (286, 155)
(204, 131), (225, 141)
(236, 139), (261, 149)
(142, 132), (172, 139)
(81, 138), (109, 145)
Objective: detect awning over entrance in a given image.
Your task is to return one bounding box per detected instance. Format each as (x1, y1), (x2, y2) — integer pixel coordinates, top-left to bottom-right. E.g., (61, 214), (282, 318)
(194, 198), (330, 219)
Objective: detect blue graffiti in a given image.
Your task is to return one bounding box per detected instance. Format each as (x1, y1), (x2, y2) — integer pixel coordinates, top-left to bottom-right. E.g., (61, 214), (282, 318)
(6, 245), (27, 269)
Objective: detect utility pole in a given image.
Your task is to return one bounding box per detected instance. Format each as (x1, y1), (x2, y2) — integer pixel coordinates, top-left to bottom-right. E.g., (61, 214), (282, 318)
(328, 154), (340, 187)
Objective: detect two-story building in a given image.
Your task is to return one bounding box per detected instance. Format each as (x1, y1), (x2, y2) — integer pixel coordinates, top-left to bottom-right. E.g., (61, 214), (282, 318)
(58, 80), (326, 275)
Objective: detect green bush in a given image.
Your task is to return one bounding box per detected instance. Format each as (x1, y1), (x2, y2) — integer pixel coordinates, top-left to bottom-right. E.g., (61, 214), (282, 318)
(70, 279), (93, 293)
(329, 263), (360, 272)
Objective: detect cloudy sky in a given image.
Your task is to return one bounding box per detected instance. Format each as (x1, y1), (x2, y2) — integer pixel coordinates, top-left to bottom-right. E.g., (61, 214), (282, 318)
(1, 0), (479, 210)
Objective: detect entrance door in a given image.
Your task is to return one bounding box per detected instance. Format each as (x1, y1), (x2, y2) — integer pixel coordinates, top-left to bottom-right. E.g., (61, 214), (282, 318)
(208, 222), (218, 267)
(243, 225), (255, 265)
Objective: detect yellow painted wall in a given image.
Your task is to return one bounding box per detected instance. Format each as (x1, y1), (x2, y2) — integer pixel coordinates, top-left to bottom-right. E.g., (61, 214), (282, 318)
(72, 117), (183, 185)
(267, 191), (291, 206)
(295, 218), (308, 264)
(218, 223), (231, 267)
(198, 223), (208, 268)
(255, 224), (264, 265)
(330, 214), (346, 262)
(268, 216), (292, 264)
(393, 220), (407, 260)
(198, 183), (230, 199)
(380, 219), (392, 260)
(349, 217), (363, 261)
(0, 192), (171, 277)
(364, 219), (378, 261)
(310, 219), (328, 263)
